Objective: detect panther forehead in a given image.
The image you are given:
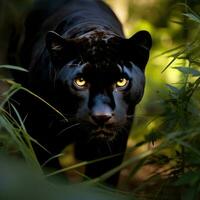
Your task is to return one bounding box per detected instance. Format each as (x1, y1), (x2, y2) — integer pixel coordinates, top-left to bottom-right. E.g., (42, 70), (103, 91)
(77, 29), (122, 64)
(79, 29), (116, 41)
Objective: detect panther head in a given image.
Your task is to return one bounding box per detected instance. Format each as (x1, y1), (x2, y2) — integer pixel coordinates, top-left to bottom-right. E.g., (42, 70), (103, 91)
(45, 29), (152, 140)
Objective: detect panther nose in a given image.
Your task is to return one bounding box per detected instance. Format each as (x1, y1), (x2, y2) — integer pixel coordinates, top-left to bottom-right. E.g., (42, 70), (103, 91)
(91, 112), (112, 125)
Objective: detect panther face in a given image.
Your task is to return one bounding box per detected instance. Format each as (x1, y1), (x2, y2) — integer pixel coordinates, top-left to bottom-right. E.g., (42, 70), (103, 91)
(46, 29), (151, 140)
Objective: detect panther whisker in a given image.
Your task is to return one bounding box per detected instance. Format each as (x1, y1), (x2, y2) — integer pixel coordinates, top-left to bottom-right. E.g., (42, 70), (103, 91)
(57, 123), (80, 136)
(106, 141), (113, 154)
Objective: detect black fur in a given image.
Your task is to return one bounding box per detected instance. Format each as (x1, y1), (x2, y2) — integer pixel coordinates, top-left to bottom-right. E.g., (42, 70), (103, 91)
(8, 0), (152, 186)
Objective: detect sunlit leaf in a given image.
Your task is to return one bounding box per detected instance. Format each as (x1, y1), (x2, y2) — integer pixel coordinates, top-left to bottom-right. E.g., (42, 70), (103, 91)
(165, 84), (180, 93)
(183, 13), (200, 24)
(173, 66), (200, 76)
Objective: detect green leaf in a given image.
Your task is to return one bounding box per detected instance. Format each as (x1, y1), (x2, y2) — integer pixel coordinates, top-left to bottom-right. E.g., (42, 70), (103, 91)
(183, 13), (200, 24)
(0, 65), (28, 72)
(165, 84), (180, 93)
(173, 66), (200, 76)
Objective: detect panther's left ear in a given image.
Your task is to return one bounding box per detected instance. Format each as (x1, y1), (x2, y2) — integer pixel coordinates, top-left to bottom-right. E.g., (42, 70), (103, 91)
(123, 30), (152, 71)
(46, 31), (78, 67)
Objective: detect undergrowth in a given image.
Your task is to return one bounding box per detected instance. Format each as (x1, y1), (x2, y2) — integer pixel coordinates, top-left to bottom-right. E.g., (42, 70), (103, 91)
(126, 7), (200, 200)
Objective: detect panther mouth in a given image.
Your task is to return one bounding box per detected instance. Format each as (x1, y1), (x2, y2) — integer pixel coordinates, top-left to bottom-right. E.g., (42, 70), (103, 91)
(92, 127), (115, 140)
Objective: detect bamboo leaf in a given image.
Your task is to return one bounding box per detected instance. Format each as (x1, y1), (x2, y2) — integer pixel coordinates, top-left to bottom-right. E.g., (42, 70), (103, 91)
(183, 13), (200, 24)
(173, 66), (200, 76)
(165, 84), (180, 93)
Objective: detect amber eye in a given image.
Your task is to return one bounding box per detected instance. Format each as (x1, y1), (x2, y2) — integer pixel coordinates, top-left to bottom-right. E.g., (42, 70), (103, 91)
(74, 77), (87, 88)
(116, 78), (129, 88)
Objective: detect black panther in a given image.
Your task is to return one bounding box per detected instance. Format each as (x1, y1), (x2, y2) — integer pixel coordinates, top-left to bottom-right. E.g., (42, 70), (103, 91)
(8, 0), (152, 186)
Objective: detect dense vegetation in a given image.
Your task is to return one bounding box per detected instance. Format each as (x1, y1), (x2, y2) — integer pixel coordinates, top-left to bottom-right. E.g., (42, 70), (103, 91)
(0, 0), (200, 199)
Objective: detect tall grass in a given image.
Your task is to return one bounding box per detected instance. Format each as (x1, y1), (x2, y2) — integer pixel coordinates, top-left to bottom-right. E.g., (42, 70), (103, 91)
(0, 66), (43, 174)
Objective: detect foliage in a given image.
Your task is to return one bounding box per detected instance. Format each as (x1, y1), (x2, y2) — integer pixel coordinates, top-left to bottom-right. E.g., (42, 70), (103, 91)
(125, 6), (200, 200)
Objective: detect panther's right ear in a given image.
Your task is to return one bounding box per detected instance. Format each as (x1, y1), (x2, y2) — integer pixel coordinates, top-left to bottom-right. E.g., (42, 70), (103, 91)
(122, 31), (152, 71)
(46, 31), (78, 64)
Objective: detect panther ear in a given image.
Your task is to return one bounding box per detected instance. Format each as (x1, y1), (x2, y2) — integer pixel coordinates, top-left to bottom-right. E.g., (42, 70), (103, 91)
(129, 30), (152, 51)
(124, 30), (152, 71)
(46, 31), (66, 54)
(46, 31), (77, 65)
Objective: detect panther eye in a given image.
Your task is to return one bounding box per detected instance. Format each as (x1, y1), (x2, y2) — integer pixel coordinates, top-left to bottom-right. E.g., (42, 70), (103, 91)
(74, 77), (87, 88)
(116, 78), (129, 88)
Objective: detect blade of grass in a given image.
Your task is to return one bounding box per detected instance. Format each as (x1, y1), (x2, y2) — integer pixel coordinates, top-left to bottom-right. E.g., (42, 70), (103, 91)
(46, 153), (122, 177)
(2, 79), (68, 122)
(0, 107), (42, 173)
(86, 150), (153, 184)
(10, 103), (45, 165)
(0, 114), (41, 171)
(21, 87), (68, 122)
(161, 48), (186, 73)
(0, 65), (28, 72)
